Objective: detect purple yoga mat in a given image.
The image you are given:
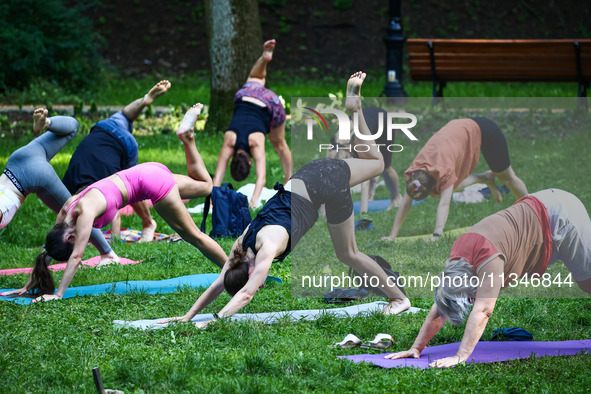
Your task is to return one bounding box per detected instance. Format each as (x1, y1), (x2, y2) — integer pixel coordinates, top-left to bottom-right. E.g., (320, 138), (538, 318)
(338, 340), (591, 369)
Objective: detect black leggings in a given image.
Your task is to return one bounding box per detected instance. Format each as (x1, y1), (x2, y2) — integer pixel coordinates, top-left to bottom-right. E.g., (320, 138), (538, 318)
(291, 158), (353, 225)
(470, 117), (511, 173)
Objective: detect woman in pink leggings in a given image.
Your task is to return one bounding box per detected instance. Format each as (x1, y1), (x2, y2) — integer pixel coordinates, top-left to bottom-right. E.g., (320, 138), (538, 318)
(6, 104), (228, 302)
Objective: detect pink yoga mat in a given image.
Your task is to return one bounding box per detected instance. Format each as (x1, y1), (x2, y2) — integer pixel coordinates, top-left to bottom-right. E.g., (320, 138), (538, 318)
(339, 340), (591, 369)
(0, 256), (141, 276)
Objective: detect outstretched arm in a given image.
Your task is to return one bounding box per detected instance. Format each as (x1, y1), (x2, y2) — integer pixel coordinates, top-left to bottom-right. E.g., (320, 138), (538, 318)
(431, 185), (454, 241)
(268, 122), (292, 184)
(382, 191), (413, 241)
(36, 212), (94, 301)
(250, 144), (267, 209)
(427, 257), (504, 368)
(212, 140), (234, 188)
(385, 302), (447, 360)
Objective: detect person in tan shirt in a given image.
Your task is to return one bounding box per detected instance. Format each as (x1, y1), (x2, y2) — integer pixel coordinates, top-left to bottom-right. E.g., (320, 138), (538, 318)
(382, 117), (527, 242)
(386, 189), (591, 368)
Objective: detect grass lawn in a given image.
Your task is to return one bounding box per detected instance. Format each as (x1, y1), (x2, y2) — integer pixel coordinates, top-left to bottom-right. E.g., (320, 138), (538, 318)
(1, 84), (591, 392)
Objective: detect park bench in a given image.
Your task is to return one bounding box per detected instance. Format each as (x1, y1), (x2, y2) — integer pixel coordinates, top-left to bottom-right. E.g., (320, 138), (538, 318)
(407, 39), (591, 99)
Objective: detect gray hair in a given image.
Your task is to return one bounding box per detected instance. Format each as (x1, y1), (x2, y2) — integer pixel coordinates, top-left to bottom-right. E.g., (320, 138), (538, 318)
(434, 258), (477, 326)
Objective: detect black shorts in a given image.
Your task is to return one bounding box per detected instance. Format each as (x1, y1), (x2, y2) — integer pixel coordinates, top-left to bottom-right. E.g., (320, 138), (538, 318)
(291, 158), (353, 225)
(227, 101), (272, 155)
(470, 117), (511, 173)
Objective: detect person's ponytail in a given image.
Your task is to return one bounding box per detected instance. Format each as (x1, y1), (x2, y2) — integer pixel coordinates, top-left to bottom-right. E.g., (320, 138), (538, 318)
(27, 251), (55, 295)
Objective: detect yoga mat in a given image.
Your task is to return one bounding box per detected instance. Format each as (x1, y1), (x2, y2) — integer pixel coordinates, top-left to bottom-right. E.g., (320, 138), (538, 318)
(339, 340), (591, 369)
(0, 256), (141, 276)
(353, 199), (424, 215)
(0, 274), (281, 305)
(102, 228), (182, 243)
(113, 302), (424, 330)
(396, 226), (470, 243)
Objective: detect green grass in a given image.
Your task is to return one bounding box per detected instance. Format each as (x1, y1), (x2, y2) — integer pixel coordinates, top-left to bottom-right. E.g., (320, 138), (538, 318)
(0, 69), (582, 108)
(1, 97), (591, 392)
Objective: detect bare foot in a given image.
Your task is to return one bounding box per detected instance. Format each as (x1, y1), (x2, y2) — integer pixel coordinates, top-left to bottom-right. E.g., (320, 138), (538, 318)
(482, 171), (502, 203)
(143, 80), (171, 106)
(176, 103), (203, 142)
(345, 71), (366, 112)
(139, 219), (157, 242)
(382, 298), (411, 315)
(97, 252), (120, 269)
(32, 108), (50, 135)
(386, 195), (403, 211)
(263, 39), (276, 62)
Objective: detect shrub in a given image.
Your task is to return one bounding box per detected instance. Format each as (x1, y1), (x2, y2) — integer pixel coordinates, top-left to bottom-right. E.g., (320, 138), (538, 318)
(0, 0), (103, 92)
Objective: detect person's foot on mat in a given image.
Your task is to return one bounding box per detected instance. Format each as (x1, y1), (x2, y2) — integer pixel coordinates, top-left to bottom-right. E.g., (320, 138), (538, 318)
(382, 298), (411, 315)
(140, 219), (157, 242)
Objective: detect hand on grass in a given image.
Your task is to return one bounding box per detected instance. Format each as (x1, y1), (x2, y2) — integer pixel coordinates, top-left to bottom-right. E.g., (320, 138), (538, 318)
(429, 355), (464, 368)
(0, 287), (27, 297)
(33, 294), (61, 302)
(384, 348), (420, 360)
(157, 316), (190, 324)
(195, 320), (212, 329)
(248, 200), (258, 210)
(381, 236), (396, 242)
(425, 236), (441, 243)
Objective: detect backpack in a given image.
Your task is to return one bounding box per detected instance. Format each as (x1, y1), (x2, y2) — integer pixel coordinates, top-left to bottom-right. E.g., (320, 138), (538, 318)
(200, 183), (251, 238)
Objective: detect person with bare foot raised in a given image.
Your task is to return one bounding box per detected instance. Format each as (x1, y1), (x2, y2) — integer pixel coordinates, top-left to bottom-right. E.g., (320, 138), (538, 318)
(0, 108), (119, 298)
(21, 104), (228, 302)
(62, 80), (172, 242)
(212, 39), (292, 209)
(158, 72), (410, 328)
(382, 117), (527, 243)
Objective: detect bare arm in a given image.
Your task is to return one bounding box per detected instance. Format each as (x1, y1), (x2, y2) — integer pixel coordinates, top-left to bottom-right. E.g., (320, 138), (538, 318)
(382, 190), (413, 241)
(38, 212), (95, 301)
(212, 141), (234, 188)
(216, 242), (275, 318)
(250, 144), (267, 209)
(269, 123), (292, 184)
(429, 258), (504, 368)
(432, 185), (454, 239)
(385, 302), (447, 360)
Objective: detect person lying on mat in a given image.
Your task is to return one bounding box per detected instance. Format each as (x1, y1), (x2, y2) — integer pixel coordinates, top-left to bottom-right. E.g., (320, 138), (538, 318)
(212, 39), (292, 209)
(159, 72), (410, 328)
(386, 188), (591, 368)
(62, 80), (172, 242)
(0, 108), (118, 265)
(382, 117), (527, 242)
(1, 105), (228, 301)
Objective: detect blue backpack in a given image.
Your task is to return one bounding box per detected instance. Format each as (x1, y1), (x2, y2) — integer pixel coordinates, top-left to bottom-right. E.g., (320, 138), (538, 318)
(200, 183), (251, 238)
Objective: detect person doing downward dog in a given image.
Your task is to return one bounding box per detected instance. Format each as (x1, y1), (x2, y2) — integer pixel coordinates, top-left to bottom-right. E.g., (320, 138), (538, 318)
(62, 80), (172, 242)
(4, 105), (228, 301)
(159, 72), (411, 328)
(386, 188), (591, 368)
(212, 39), (292, 209)
(382, 117), (527, 242)
(0, 109), (117, 264)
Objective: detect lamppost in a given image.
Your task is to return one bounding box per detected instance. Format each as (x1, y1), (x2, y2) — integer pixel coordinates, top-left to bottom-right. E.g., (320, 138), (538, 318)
(383, 0), (407, 97)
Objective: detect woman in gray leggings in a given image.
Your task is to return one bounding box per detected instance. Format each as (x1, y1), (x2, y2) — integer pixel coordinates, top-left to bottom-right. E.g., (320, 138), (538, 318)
(0, 109), (118, 274)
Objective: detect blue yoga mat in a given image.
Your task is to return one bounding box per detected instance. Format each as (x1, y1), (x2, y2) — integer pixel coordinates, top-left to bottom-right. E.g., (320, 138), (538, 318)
(0, 274), (282, 305)
(353, 198), (424, 215)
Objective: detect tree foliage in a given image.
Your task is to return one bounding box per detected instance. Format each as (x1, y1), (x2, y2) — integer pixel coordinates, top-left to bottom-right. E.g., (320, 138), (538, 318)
(0, 0), (103, 92)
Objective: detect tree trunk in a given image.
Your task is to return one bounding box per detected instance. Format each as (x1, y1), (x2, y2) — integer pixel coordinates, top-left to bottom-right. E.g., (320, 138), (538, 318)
(204, 0), (262, 133)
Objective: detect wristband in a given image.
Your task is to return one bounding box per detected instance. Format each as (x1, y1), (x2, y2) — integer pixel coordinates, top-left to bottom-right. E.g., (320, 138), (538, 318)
(432, 232), (442, 238)
(213, 312), (220, 320)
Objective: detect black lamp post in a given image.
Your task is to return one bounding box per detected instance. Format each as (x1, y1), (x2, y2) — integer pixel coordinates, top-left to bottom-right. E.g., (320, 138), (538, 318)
(383, 0), (407, 97)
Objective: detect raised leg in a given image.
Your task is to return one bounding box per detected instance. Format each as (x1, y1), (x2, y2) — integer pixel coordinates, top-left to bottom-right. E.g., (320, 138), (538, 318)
(493, 166), (527, 199)
(153, 186), (227, 268)
(343, 71), (384, 187)
(327, 214), (410, 314)
(247, 39), (276, 86)
(456, 170), (502, 203)
(122, 80), (171, 122)
(174, 103), (213, 198)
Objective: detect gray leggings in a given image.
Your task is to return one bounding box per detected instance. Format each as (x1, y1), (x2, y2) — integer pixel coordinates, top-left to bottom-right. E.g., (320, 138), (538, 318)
(5, 116), (112, 255)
